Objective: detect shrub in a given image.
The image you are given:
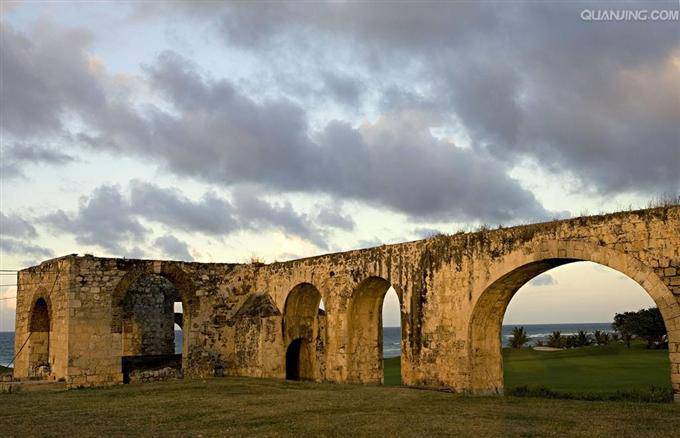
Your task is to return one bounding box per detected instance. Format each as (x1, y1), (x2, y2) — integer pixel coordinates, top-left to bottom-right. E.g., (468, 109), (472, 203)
(507, 385), (673, 403)
(509, 326), (529, 349)
(547, 331), (563, 348)
(563, 335), (577, 349)
(575, 331), (591, 347)
(593, 330), (611, 346)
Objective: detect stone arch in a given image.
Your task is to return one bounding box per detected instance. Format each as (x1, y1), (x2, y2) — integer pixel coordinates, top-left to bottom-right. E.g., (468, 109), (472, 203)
(283, 283), (323, 381)
(111, 264), (198, 372)
(28, 294), (52, 378)
(347, 276), (403, 384)
(111, 264), (198, 333)
(467, 239), (679, 397)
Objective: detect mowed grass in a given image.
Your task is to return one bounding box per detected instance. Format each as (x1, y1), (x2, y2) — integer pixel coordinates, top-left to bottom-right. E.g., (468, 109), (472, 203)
(384, 342), (671, 395)
(503, 342), (671, 393)
(2, 376), (679, 437)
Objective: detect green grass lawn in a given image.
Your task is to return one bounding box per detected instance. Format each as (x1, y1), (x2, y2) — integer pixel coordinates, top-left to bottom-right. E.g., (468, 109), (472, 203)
(0, 344), (674, 436)
(1, 376), (678, 437)
(384, 342), (671, 397)
(503, 342), (670, 394)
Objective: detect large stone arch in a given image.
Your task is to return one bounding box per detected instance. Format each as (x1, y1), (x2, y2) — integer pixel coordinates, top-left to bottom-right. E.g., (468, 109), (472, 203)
(283, 282), (324, 381)
(111, 263), (198, 370)
(467, 239), (680, 397)
(347, 276), (403, 384)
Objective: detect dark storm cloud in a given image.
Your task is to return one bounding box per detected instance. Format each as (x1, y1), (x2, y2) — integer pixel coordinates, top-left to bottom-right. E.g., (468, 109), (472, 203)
(154, 1), (679, 195)
(231, 189), (328, 249)
(1, 143), (76, 179)
(0, 21), (104, 137)
(316, 204), (355, 231)
(133, 51), (551, 223)
(8, 0), (677, 228)
(129, 181), (238, 235)
(1, 212), (37, 238)
(154, 235), (194, 261)
(2, 20), (554, 225)
(320, 71), (364, 107)
(40, 182), (334, 251)
(0, 238), (54, 259)
(5, 143), (76, 164)
(42, 185), (149, 254)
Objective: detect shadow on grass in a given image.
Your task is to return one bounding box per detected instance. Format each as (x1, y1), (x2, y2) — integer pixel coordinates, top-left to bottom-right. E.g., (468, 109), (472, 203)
(507, 385), (673, 403)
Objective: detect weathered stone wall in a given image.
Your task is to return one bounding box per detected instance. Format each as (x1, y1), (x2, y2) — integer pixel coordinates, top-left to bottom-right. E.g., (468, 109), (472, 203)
(122, 275), (177, 356)
(14, 206), (680, 400)
(13, 257), (71, 381)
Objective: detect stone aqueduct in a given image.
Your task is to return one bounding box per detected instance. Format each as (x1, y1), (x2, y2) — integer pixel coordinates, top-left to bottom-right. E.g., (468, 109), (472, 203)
(13, 206), (680, 400)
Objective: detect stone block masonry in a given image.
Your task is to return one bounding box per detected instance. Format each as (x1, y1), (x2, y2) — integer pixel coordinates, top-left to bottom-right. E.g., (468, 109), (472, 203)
(13, 206), (680, 401)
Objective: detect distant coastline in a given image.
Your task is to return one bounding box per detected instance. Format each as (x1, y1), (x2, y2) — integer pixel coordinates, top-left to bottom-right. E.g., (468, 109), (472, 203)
(0, 322), (615, 366)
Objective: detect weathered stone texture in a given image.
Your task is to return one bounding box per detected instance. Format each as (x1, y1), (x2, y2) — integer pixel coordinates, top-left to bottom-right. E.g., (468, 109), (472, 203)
(122, 275), (177, 356)
(13, 206), (680, 400)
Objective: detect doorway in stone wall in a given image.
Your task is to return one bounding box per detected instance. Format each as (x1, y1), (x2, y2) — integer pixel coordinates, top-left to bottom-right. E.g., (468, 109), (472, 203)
(28, 297), (51, 379)
(119, 274), (183, 383)
(283, 283), (325, 381)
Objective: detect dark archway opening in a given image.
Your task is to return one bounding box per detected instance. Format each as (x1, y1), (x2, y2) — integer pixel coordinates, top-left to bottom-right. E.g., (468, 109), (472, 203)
(120, 274), (183, 384)
(286, 338), (303, 380)
(283, 283), (324, 382)
(28, 297), (51, 379)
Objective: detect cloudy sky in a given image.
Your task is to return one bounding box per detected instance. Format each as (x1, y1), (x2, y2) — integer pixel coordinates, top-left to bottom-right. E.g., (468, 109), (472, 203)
(1, 1), (678, 330)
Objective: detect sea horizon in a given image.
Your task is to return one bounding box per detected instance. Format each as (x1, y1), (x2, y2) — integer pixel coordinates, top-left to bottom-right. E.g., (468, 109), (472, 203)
(0, 322), (617, 366)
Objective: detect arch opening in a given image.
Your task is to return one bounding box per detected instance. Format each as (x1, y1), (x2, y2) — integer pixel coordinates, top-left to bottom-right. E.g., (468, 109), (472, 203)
(347, 277), (403, 384)
(283, 283), (324, 381)
(469, 253), (676, 400)
(382, 286), (402, 386)
(174, 301), (183, 355)
(119, 274), (184, 383)
(28, 297), (51, 379)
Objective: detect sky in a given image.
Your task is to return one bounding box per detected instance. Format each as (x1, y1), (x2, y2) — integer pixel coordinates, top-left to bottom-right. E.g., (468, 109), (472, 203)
(1, 1), (678, 331)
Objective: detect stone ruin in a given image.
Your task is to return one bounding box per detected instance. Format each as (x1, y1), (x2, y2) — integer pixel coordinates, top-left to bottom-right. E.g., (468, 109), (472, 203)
(11, 206), (680, 401)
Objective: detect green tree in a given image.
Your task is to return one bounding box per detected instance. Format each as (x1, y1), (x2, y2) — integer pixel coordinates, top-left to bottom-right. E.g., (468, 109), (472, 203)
(613, 311), (635, 348)
(547, 331), (563, 348)
(613, 307), (667, 349)
(509, 326), (529, 349)
(575, 330), (591, 347)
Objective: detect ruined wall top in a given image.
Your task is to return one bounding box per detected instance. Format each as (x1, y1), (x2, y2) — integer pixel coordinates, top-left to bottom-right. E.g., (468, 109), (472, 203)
(21, 205), (678, 275)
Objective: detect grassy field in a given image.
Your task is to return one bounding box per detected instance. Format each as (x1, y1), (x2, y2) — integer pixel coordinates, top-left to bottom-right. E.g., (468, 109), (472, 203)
(503, 342), (670, 393)
(1, 376), (678, 437)
(384, 342), (671, 396)
(0, 343), (674, 436)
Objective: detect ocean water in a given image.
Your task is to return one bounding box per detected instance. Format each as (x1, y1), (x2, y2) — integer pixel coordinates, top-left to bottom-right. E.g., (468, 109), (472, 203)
(383, 327), (401, 358)
(501, 322), (614, 347)
(0, 323), (616, 366)
(0, 332), (15, 367)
